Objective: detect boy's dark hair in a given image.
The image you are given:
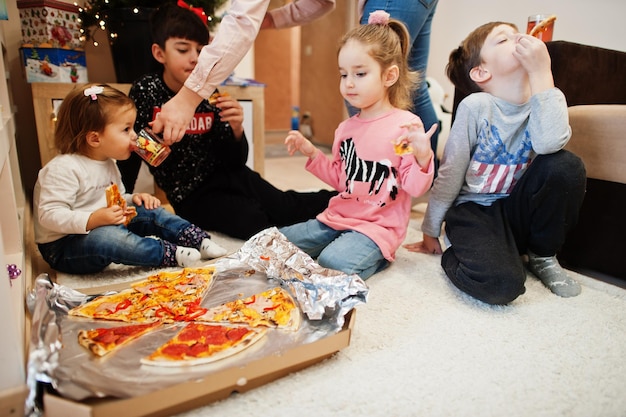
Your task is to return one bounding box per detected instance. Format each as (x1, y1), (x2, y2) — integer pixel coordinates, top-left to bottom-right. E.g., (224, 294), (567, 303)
(446, 21), (517, 94)
(150, 2), (209, 48)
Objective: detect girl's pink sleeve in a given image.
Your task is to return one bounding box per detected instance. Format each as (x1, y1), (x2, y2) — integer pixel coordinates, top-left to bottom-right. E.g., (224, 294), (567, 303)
(397, 155), (434, 197)
(305, 150), (343, 191)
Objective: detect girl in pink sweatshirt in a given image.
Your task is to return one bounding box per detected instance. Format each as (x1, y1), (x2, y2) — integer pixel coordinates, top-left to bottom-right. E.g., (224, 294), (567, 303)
(281, 11), (436, 279)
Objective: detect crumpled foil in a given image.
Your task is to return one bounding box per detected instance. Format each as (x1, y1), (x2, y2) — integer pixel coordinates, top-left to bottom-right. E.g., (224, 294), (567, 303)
(215, 227), (369, 326)
(23, 227), (368, 411)
(25, 274), (93, 417)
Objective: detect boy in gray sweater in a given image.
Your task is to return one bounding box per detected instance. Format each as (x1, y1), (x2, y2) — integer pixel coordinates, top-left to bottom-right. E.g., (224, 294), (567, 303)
(405, 21), (586, 304)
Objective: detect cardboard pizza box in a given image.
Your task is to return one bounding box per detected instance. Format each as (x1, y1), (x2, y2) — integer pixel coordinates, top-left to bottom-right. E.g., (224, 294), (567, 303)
(42, 303), (355, 417)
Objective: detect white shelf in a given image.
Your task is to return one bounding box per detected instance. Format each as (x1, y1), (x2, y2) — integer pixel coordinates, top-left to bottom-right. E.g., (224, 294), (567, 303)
(0, 16), (27, 411)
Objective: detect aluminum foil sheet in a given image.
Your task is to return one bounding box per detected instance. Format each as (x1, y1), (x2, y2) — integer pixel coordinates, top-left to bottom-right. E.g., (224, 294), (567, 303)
(24, 227), (368, 412)
(216, 227), (369, 325)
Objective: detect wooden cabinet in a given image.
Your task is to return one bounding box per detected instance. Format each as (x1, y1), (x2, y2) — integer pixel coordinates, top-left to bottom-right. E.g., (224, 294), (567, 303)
(31, 83), (265, 175)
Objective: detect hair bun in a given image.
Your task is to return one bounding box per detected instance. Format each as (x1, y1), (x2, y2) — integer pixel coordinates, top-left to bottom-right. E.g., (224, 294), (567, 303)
(368, 10), (390, 25)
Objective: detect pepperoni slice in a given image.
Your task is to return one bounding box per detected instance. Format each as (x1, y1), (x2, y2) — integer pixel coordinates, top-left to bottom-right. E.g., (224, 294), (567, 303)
(161, 343), (189, 359)
(226, 327), (250, 341)
(94, 330), (120, 345)
(203, 329), (229, 346)
(187, 342), (209, 357)
(178, 326), (203, 342)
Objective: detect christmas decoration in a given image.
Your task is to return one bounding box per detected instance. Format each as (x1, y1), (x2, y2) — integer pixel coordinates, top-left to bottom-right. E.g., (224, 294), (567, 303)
(78, 0), (227, 46)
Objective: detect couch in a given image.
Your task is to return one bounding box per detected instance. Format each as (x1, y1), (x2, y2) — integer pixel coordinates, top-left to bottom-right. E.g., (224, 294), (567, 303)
(450, 41), (626, 281)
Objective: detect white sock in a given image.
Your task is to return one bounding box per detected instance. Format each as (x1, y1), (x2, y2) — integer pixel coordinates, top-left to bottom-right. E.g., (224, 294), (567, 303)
(175, 246), (201, 267)
(527, 251), (581, 297)
(199, 238), (228, 259)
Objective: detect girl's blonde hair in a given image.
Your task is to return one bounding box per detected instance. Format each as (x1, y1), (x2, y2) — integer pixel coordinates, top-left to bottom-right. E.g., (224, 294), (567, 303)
(54, 83), (135, 154)
(338, 18), (419, 110)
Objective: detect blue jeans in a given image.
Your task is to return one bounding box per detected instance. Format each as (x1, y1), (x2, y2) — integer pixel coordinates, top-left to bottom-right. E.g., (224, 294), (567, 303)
(279, 219), (389, 280)
(358, 0), (440, 175)
(38, 205), (193, 274)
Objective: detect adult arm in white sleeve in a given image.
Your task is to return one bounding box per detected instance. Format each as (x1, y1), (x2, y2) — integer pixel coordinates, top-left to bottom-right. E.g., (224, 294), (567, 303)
(152, 0), (270, 143)
(266, 0), (335, 29)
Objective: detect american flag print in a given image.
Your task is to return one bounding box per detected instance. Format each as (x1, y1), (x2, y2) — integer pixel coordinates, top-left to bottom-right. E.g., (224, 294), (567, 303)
(467, 120), (533, 195)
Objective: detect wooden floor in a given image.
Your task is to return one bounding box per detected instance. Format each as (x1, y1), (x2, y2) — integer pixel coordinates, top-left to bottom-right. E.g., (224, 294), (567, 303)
(263, 149), (332, 192)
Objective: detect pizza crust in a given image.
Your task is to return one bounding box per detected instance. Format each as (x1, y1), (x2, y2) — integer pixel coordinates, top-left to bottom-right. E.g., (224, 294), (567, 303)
(393, 139), (413, 156)
(105, 183), (136, 225)
(529, 15), (557, 37)
(208, 91), (229, 106)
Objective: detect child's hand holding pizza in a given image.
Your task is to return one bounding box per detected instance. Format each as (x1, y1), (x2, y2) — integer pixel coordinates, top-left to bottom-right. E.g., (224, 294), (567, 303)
(86, 206), (127, 231)
(394, 120), (437, 170)
(213, 94), (245, 139)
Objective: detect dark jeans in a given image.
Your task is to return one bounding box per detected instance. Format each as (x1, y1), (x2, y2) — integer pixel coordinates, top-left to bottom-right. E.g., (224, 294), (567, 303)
(441, 150), (586, 305)
(173, 167), (336, 240)
(38, 205), (192, 274)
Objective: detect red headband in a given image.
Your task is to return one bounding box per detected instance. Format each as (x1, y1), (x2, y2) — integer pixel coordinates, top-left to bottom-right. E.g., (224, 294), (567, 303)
(177, 0), (208, 24)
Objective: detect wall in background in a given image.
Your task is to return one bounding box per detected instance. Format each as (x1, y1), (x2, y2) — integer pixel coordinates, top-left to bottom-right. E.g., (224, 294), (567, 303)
(3, 0), (626, 193)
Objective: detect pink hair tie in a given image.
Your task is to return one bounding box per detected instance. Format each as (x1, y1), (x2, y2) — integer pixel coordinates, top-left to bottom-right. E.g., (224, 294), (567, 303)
(368, 10), (390, 25)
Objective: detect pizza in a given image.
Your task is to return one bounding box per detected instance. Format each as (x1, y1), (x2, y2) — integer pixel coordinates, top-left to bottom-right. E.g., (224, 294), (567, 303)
(529, 15), (557, 37)
(105, 182), (136, 226)
(141, 322), (266, 367)
(196, 287), (301, 331)
(71, 268), (301, 365)
(78, 322), (162, 357)
(69, 267), (216, 323)
(208, 91), (229, 105)
(393, 138), (413, 156)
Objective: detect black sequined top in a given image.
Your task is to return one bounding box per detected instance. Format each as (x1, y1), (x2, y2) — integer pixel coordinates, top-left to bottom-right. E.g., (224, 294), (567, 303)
(127, 73), (248, 204)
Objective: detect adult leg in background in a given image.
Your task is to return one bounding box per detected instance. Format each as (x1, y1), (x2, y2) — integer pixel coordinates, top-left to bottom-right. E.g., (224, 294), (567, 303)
(360, 0), (441, 175)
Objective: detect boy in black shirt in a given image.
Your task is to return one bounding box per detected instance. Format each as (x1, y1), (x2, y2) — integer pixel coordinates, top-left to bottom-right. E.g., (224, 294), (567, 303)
(118, 3), (334, 240)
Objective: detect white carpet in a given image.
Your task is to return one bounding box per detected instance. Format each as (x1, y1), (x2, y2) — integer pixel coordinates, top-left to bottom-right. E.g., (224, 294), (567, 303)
(54, 222), (626, 417)
(174, 220), (626, 417)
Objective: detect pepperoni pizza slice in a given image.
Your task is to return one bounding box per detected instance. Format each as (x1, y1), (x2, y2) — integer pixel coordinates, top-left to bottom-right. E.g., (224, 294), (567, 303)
(78, 322), (162, 357)
(141, 322), (266, 367)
